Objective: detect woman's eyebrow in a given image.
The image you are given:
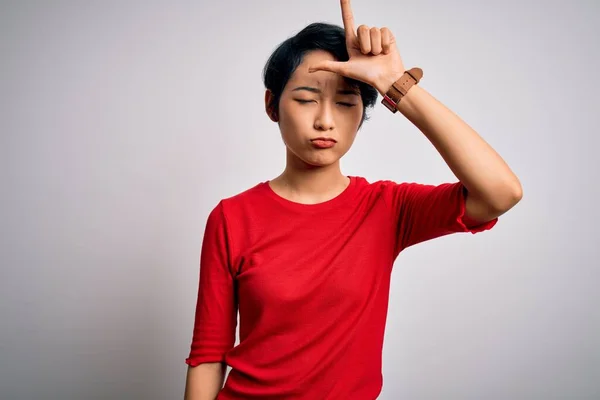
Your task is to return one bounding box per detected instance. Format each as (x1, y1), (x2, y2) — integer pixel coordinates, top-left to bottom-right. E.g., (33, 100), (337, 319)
(291, 86), (360, 96)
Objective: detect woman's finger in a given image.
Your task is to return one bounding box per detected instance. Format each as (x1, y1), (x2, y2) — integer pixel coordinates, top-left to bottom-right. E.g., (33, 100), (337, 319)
(340, 0), (357, 44)
(381, 27), (392, 54)
(357, 25), (371, 54)
(370, 27), (382, 55)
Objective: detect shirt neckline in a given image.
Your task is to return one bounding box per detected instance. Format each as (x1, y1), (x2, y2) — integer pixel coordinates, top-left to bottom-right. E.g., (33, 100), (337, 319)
(260, 175), (357, 212)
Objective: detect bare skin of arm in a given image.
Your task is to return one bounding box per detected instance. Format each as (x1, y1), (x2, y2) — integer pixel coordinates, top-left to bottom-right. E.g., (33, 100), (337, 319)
(394, 84), (523, 223)
(184, 362), (226, 400)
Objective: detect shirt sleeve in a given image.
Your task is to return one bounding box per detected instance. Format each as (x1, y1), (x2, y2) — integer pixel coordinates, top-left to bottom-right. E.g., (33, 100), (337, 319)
(381, 181), (498, 258)
(185, 201), (238, 366)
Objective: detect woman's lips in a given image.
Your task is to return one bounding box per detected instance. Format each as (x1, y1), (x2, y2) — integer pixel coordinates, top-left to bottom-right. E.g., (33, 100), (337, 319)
(311, 138), (336, 149)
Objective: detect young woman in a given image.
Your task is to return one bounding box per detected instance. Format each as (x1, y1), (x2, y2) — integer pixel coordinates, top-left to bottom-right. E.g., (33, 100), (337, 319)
(184, 1), (522, 399)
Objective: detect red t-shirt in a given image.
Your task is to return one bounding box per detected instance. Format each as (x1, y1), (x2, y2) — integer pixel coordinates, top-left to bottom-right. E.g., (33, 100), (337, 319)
(185, 176), (497, 399)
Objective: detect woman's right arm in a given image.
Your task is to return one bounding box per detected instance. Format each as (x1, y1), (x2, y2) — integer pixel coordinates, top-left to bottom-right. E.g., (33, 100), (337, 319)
(185, 201), (237, 398)
(184, 362), (226, 400)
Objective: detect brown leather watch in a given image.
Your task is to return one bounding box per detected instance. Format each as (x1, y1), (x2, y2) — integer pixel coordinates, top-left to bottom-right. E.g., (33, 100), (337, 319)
(381, 67), (423, 113)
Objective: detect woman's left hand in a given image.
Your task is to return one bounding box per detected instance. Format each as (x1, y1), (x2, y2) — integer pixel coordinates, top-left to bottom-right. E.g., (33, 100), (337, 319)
(308, 0), (406, 96)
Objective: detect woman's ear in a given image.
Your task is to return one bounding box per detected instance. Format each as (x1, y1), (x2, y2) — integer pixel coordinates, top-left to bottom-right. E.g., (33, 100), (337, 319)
(264, 89), (279, 122)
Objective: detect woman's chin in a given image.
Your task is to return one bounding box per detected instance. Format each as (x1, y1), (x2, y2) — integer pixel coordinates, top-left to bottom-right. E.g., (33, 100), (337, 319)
(302, 154), (340, 167)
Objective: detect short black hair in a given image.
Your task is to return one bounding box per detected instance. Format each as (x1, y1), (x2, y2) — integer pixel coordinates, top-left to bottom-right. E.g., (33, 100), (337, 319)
(262, 22), (379, 130)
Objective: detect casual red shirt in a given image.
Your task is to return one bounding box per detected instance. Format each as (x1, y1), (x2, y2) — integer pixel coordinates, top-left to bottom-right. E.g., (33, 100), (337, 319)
(185, 176), (497, 399)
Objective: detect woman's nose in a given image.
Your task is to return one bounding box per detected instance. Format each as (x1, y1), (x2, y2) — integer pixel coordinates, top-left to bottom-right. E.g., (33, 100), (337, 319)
(314, 104), (335, 131)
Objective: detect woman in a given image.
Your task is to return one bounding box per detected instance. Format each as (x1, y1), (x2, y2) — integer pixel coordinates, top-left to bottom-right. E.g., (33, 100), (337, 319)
(184, 1), (522, 399)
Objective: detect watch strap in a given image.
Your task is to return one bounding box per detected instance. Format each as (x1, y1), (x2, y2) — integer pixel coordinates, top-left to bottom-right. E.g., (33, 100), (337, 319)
(381, 67), (423, 113)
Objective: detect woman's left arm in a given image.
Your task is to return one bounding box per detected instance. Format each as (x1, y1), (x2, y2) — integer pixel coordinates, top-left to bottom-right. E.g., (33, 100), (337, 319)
(394, 84), (523, 223)
(309, 0), (523, 223)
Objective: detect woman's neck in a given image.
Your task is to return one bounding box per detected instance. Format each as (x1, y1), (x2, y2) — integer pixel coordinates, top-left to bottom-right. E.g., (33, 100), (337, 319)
(269, 162), (350, 205)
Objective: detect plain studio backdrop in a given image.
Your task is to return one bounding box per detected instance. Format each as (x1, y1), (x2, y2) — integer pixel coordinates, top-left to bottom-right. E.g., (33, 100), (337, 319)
(1, 0), (599, 399)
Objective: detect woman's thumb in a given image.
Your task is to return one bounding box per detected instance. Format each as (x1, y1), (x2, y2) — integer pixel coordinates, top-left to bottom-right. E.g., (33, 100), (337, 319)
(308, 61), (349, 75)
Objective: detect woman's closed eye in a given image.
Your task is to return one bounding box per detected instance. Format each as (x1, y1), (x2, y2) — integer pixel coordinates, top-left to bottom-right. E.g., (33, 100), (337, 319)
(294, 99), (357, 107)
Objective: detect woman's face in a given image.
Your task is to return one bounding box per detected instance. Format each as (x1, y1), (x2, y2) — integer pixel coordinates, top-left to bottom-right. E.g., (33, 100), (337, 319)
(266, 50), (364, 168)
